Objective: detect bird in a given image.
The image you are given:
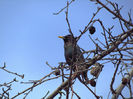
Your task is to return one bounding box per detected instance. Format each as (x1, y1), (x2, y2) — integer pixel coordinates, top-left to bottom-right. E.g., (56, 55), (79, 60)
(58, 34), (88, 82)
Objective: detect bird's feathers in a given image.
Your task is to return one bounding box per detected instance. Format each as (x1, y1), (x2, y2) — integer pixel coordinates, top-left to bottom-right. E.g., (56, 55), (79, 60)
(59, 34), (88, 81)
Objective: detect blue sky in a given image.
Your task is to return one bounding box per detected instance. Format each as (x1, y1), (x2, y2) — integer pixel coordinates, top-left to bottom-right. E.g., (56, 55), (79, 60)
(0, 0), (133, 99)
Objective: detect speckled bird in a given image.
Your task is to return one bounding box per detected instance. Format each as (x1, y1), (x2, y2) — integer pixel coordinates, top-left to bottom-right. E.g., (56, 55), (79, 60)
(58, 34), (88, 81)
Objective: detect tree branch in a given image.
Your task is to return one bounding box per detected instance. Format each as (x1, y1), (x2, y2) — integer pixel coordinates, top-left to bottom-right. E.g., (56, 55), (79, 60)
(47, 29), (133, 98)
(111, 68), (133, 99)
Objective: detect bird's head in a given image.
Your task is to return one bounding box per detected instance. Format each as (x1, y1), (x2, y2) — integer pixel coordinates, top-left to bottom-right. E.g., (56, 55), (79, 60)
(58, 35), (76, 44)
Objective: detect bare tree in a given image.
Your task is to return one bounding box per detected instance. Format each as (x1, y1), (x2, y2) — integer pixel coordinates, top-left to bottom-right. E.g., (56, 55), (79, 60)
(0, 0), (133, 99)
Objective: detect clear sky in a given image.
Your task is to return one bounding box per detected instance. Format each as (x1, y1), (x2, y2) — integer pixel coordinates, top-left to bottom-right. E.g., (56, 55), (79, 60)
(0, 0), (132, 99)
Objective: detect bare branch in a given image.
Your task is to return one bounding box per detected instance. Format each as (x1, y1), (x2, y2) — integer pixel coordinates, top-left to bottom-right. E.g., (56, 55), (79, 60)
(53, 0), (75, 15)
(0, 62), (24, 79)
(96, 0), (133, 26)
(111, 68), (133, 99)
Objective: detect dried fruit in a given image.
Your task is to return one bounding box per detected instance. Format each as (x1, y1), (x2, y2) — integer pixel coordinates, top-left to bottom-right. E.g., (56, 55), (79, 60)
(90, 79), (96, 87)
(122, 78), (128, 85)
(54, 69), (60, 76)
(90, 63), (103, 78)
(89, 26), (96, 34)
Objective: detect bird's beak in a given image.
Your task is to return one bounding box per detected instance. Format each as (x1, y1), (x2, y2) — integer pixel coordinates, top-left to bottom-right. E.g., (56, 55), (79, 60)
(58, 36), (64, 39)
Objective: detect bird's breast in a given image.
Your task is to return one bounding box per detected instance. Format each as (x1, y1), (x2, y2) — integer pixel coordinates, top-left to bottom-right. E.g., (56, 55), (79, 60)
(65, 45), (74, 57)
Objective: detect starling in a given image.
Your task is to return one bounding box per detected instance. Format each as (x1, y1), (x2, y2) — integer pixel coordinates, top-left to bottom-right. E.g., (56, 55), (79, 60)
(58, 35), (88, 81)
